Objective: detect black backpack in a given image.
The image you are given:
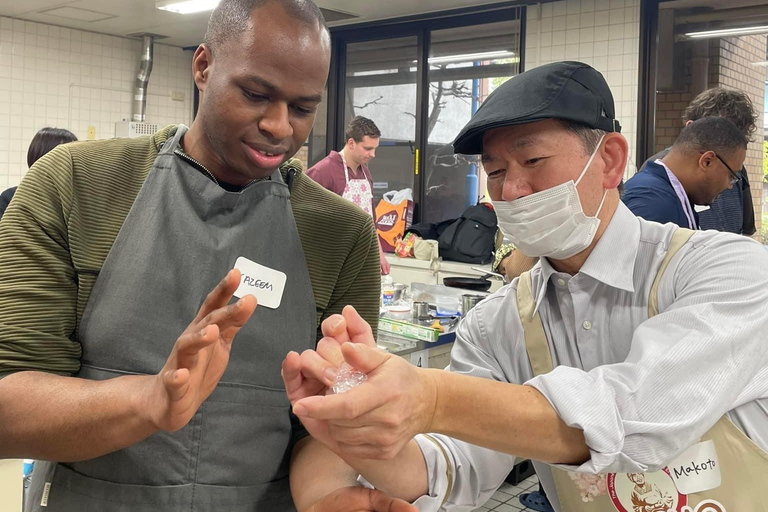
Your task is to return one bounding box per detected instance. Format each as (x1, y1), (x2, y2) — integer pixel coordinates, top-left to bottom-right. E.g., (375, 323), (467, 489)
(437, 204), (497, 264)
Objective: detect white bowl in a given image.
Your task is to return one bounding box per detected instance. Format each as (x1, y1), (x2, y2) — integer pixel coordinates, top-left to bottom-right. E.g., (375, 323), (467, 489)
(387, 305), (412, 320)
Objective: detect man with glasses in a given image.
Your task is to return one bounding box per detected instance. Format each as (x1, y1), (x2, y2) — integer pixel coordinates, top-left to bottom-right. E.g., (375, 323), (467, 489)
(623, 116), (746, 230)
(631, 87), (758, 235)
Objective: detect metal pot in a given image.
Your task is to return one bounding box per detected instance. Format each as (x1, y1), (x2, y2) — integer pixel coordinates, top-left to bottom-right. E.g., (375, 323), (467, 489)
(412, 301), (430, 320)
(461, 294), (485, 315)
(393, 283), (407, 302)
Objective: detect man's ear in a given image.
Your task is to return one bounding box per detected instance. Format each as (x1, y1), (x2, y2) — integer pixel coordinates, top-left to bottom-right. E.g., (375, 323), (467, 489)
(192, 44), (213, 94)
(698, 150), (716, 173)
(601, 132), (629, 189)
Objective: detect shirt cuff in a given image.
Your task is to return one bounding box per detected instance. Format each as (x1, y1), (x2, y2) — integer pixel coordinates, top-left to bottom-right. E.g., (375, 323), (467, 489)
(355, 435), (453, 511)
(411, 434), (454, 511)
(526, 366), (648, 474)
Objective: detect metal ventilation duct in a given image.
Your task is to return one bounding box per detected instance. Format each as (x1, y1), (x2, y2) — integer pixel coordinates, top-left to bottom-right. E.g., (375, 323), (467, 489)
(133, 35), (154, 123)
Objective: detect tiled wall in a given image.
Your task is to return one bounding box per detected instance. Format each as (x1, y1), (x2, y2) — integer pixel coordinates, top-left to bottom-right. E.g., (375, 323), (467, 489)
(653, 87), (695, 153)
(295, 146), (309, 170)
(654, 40), (694, 154)
(524, 0), (641, 176)
(654, 35), (766, 237)
(709, 35), (766, 237)
(0, 17), (195, 190)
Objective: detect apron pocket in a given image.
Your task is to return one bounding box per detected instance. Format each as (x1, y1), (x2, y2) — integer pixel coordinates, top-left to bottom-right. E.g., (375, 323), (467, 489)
(32, 463), (194, 512)
(191, 481), (295, 512)
(195, 383), (293, 487)
(71, 365), (197, 485)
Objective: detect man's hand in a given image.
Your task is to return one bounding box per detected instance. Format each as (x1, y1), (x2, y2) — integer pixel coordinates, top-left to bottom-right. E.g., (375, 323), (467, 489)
(292, 308), (438, 460)
(283, 305), (378, 403)
(379, 247), (390, 275)
(307, 486), (417, 512)
(283, 306), (378, 452)
(141, 269), (257, 432)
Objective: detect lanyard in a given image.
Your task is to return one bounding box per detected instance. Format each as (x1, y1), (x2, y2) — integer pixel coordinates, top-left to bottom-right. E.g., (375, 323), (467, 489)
(655, 159), (698, 230)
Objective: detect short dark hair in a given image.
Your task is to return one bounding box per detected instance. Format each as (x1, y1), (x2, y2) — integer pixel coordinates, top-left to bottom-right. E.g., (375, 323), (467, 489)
(204, 0), (327, 56)
(672, 116), (747, 158)
(27, 127), (77, 168)
(345, 116), (381, 143)
(558, 120), (606, 155)
(683, 88), (758, 142)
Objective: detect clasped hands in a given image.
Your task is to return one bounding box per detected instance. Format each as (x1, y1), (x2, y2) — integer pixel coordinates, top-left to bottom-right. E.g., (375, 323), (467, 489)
(282, 306), (439, 462)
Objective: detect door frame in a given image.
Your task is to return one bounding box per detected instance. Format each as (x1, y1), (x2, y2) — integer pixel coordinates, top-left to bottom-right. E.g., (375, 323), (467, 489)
(325, 2), (527, 222)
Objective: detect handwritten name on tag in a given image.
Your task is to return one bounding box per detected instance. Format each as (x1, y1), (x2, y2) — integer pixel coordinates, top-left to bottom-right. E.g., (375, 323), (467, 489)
(669, 440), (721, 495)
(232, 257), (287, 309)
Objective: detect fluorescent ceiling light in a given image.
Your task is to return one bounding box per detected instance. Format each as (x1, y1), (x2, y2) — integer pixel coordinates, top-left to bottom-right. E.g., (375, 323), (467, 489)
(353, 69), (399, 77)
(156, 0), (220, 14)
(684, 25), (768, 39)
(427, 51), (517, 65)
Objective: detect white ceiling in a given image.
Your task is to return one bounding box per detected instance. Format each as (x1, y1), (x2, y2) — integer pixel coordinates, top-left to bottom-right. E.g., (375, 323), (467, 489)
(0, 0), (504, 48)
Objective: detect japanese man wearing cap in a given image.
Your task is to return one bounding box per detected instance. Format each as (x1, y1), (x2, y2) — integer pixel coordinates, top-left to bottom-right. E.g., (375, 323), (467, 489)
(282, 61), (768, 511)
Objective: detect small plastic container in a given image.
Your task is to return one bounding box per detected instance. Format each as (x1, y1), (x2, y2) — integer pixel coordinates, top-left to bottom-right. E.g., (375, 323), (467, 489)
(435, 296), (460, 316)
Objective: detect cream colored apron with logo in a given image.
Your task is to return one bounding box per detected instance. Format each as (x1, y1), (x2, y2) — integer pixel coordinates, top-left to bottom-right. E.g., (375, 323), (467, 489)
(517, 229), (768, 512)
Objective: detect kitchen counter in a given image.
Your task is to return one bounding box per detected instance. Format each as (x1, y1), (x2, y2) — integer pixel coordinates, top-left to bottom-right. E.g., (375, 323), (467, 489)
(389, 331), (456, 357)
(378, 325), (457, 369)
(385, 254), (504, 294)
(381, 253), (500, 369)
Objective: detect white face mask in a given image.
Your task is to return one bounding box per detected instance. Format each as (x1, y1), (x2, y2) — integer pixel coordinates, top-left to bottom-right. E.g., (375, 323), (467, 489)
(493, 136), (607, 260)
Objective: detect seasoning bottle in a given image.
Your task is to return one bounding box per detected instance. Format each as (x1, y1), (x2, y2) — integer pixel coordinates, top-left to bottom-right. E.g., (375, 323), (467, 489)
(381, 275), (395, 307)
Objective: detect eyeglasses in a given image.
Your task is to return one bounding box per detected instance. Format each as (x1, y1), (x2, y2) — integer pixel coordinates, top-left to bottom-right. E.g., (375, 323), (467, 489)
(714, 153), (742, 185)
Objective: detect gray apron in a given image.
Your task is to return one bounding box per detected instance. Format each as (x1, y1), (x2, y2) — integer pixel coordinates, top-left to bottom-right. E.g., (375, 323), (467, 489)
(26, 126), (316, 512)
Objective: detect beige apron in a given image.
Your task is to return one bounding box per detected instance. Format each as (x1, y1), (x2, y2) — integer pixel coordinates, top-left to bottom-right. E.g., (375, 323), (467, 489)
(517, 228), (768, 512)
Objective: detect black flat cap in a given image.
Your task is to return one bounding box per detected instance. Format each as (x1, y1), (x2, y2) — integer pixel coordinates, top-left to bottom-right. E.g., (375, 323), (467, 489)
(453, 61), (621, 155)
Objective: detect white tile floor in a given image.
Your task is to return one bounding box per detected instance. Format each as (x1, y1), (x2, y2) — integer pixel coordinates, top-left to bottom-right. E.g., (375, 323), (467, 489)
(472, 475), (540, 512)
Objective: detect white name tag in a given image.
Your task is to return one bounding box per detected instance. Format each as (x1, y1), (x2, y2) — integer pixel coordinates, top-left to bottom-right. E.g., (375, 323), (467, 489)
(232, 257), (286, 310)
(668, 440), (721, 495)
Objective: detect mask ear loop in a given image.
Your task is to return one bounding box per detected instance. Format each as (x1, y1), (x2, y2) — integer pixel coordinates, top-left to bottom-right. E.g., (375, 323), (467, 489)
(574, 135), (606, 186)
(574, 135), (608, 219)
(593, 188), (608, 218)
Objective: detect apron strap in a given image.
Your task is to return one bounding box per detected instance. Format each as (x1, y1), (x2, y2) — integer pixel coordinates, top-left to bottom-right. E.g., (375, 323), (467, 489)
(339, 151), (351, 185)
(648, 228), (694, 317)
(518, 228), (694, 377)
(517, 271), (554, 377)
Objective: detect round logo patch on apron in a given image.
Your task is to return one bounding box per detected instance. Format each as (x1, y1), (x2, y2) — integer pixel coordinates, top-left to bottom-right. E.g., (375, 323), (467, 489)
(607, 469), (687, 512)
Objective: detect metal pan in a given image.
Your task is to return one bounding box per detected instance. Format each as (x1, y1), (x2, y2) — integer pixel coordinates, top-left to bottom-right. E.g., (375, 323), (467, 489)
(442, 275), (492, 292)
(471, 266), (506, 280)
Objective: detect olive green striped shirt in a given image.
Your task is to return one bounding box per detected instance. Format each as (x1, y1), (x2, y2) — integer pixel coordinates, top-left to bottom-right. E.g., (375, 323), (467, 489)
(0, 125), (380, 377)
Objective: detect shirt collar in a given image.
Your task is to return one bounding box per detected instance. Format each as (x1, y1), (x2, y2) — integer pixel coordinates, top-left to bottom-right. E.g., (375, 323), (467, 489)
(532, 202), (639, 313)
(332, 150), (365, 174)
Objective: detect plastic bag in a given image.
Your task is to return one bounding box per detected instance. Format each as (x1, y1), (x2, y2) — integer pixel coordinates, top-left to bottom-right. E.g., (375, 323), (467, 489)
(376, 188), (415, 252)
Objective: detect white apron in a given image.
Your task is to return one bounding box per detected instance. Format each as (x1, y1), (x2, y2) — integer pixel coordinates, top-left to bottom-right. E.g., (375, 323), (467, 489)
(339, 151), (374, 217)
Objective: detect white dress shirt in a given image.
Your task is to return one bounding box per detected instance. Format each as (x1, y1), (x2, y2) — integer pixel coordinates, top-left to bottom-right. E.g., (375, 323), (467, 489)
(411, 203), (768, 512)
